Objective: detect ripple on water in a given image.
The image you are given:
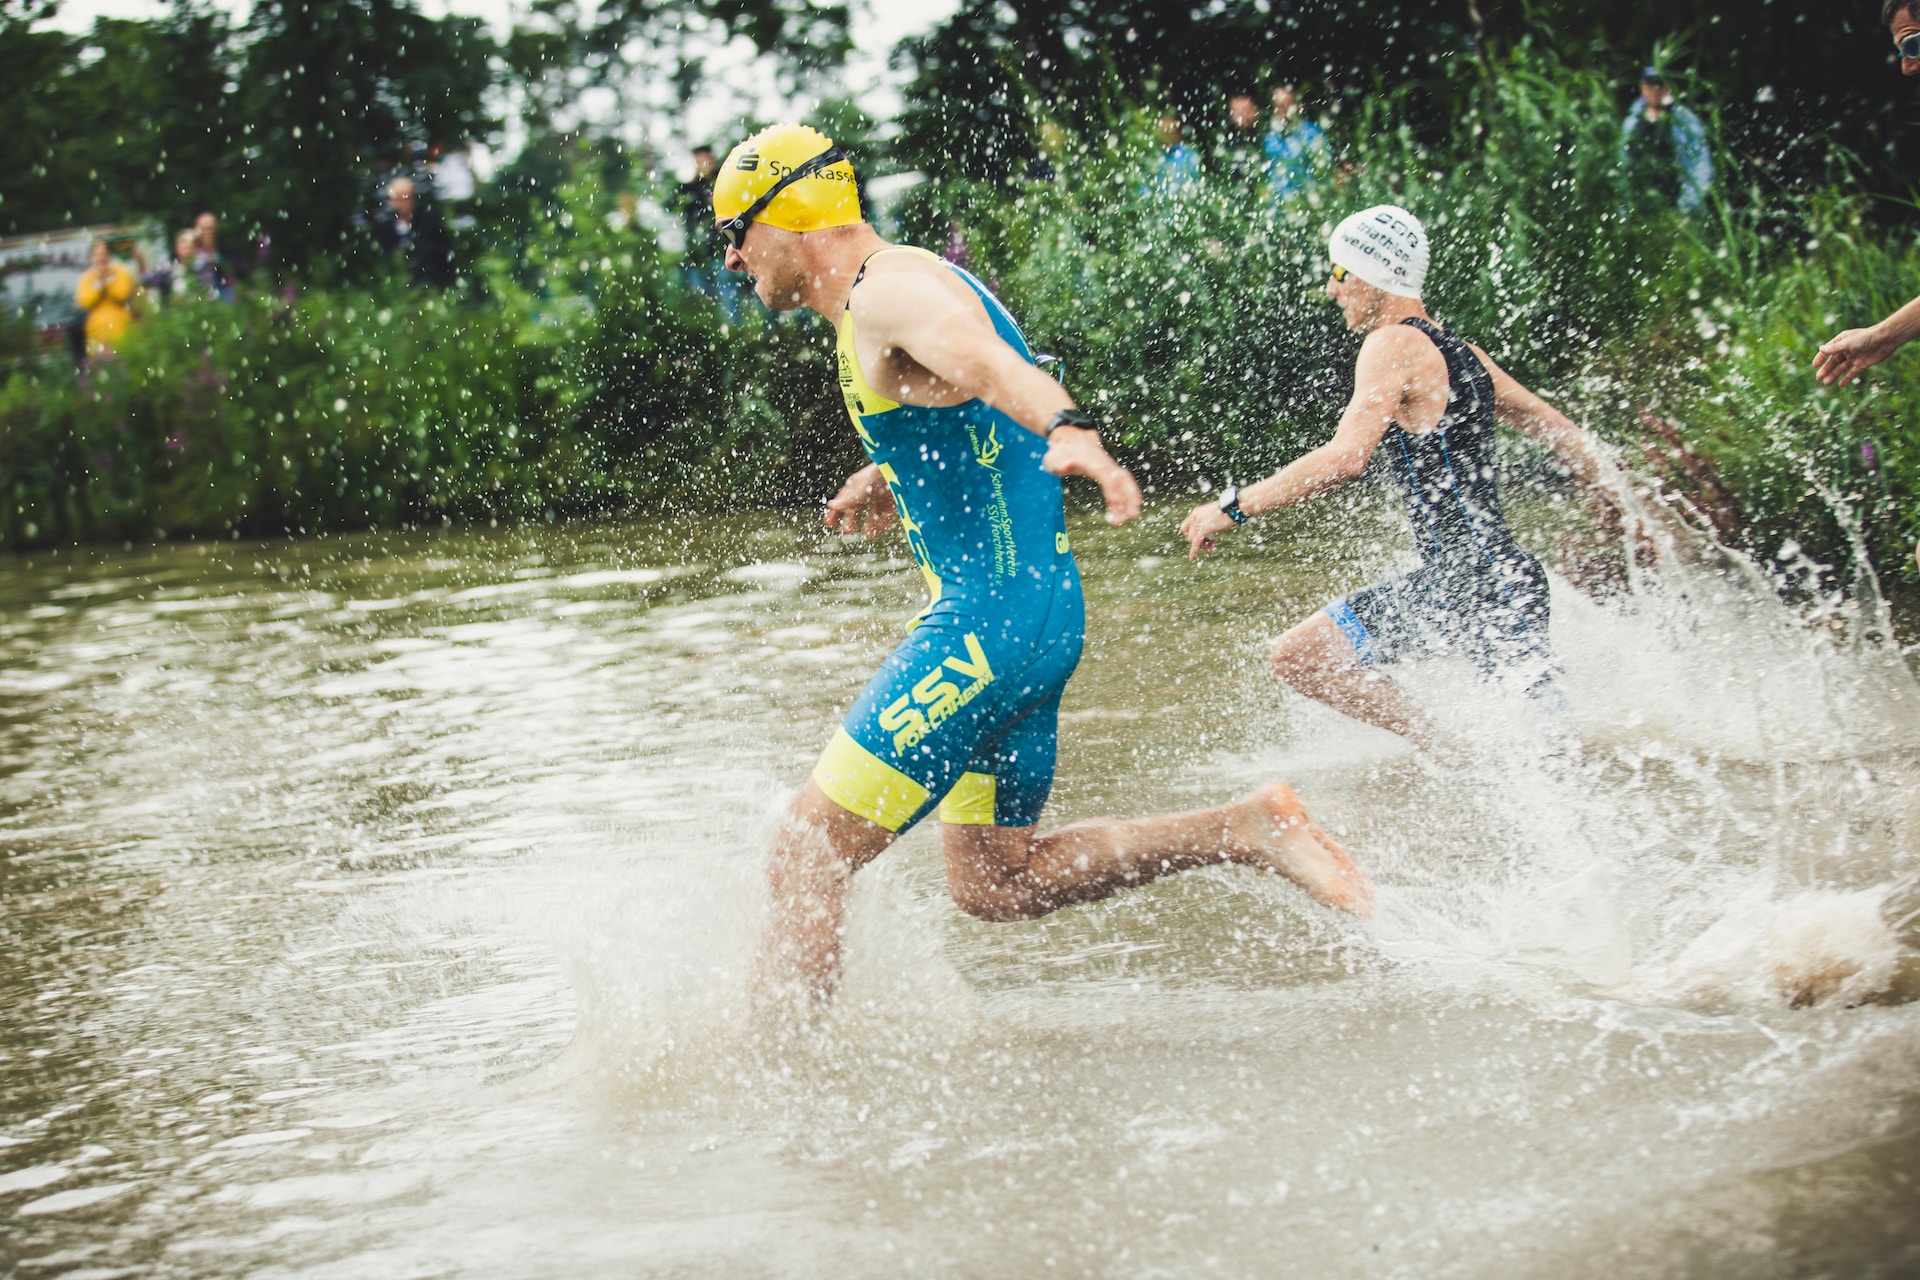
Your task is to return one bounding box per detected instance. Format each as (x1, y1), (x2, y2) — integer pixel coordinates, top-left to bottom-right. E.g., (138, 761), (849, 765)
(0, 515), (1917, 1277)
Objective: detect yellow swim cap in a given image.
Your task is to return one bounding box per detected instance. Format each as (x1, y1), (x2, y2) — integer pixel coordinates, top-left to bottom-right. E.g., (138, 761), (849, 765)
(714, 123), (861, 235)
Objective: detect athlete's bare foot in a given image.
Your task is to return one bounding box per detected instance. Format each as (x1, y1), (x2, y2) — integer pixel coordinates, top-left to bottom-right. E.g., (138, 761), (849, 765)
(1229, 783), (1375, 917)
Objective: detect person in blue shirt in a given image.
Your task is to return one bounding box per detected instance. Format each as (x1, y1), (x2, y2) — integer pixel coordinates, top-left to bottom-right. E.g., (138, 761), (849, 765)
(1147, 114), (1202, 198)
(1620, 67), (1712, 216)
(1265, 85), (1327, 203)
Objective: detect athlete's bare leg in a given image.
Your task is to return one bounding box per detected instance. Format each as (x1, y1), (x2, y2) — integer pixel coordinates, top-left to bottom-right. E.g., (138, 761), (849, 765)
(943, 782), (1372, 922)
(1270, 612), (1451, 753)
(756, 778), (1372, 1018)
(754, 781), (898, 1019)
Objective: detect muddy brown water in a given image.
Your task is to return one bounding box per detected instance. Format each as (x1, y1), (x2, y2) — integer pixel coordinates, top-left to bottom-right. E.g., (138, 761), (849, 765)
(3, 505), (1919, 1278)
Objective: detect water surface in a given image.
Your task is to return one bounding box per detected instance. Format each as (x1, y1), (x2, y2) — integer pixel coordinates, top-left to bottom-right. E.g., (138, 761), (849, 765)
(3, 507), (1919, 1278)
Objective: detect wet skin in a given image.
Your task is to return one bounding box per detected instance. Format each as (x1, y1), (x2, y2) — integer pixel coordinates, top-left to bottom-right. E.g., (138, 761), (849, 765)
(721, 215), (1368, 1014)
(1812, 6), (1920, 385)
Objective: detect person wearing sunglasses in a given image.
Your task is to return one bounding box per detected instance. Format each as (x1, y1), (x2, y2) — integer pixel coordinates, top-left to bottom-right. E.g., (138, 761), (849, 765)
(717, 123), (1373, 1017)
(1179, 205), (1631, 756)
(1898, 1), (1920, 72)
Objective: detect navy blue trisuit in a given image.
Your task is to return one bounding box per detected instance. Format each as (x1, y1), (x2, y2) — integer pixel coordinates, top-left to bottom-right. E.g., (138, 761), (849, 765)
(1322, 317), (1557, 692)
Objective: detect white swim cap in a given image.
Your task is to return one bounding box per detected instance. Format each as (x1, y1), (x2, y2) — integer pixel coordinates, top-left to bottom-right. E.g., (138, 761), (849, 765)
(1329, 205), (1429, 298)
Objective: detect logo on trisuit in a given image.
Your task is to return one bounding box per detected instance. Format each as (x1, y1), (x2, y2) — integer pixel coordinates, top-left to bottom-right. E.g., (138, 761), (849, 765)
(974, 423), (1004, 470)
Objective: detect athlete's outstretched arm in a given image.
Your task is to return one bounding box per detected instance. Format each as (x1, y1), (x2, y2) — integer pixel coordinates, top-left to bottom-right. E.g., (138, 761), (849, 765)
(1472, 348), (1661, 561)
(851, 267), (1142, 525)
(1472, 347), (1614, 492)
(1180, 326), (1413, 559)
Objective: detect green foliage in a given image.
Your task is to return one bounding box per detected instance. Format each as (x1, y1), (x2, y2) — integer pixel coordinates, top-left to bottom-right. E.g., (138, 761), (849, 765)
(4, 287), (539, 544)
(894, 0), (1916, 218)
(901, 41), (1916, 580)
(1338, 44), (1686, 374)
(470, 159), (857, 510)
(1, 159), (857, 549)
(0, 5), (241, 236)
(902, 47), (1668, 479)
(589, 0), (851, 80)
(0, 0), (499, 263)
(1626, 194), (1920, 577)
(236, 0), (500, 264)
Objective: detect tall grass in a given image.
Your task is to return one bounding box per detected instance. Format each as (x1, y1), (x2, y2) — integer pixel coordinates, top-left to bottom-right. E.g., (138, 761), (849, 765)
(904, 42), (1915, 581)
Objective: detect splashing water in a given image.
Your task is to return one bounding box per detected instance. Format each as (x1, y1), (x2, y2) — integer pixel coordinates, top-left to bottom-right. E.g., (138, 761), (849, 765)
(1, 505), (1917, 1277)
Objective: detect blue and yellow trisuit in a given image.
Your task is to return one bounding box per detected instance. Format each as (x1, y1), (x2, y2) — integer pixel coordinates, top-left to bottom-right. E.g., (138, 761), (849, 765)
(812, 246), (1084, 834)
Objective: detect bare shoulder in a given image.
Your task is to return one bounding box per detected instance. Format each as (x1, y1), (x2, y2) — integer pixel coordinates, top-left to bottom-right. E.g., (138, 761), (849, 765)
(847, 247), (987, 332)
(1357, 322), (1445, 381)
(855, 247), (975, 305)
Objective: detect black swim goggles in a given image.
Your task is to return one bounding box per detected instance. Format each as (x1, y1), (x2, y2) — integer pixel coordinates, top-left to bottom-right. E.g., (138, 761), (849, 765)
(714, 145), (849, 252)
(1900, 30), (1920, 60)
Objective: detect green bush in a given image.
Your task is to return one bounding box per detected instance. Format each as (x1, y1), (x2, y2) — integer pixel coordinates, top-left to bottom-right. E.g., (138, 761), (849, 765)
(1632, 194), (1919, 576)
(0, 163), (858, 549)
(901, 42), (1915, 582)
(4, 43), (1914, 590)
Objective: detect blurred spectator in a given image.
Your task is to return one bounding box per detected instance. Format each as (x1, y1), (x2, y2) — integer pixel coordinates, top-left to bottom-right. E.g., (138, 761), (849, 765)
(428, 143), (475, 203)
(1264, 85), (1327, 202)
(1621, 67), (1712, 215)
(677, 145), (740, 321)
(173, 229), (209, 298)
(143, 230), (204, 302)
(677, 145), (721, 261)
(372, 177), (456, 288)
(74, 239), (136, 357)
(1221, 91), (1269, 196)
(1146, 114), (1201, 198)
(609, 191), (641, 233)
(1024, 118), (1067, 183)
(122, 239), (152, 290)
(192, 211), (236, 300)
(427, 142), (477, 231)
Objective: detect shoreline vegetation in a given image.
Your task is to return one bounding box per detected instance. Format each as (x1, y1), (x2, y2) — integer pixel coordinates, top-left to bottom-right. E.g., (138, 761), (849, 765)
(4, 46), (1916, 602)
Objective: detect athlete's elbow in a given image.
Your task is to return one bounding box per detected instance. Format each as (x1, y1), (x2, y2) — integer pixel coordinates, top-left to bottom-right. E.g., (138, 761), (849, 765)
(1329, 454), (1369, 484)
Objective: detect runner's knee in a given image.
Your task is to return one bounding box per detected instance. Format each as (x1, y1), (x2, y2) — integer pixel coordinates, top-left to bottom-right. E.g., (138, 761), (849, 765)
(1270, 632), (1326, 687)
(948, 876), (1046, 922)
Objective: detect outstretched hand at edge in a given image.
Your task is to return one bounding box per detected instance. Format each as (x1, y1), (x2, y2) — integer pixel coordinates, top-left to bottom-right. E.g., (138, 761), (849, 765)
(1813, 326), (1899, 387)
(1179, 502), (1235, 561)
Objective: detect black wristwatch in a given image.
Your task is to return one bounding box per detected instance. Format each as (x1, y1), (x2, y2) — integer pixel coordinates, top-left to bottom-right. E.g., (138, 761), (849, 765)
(1218, 484), (1249, 525)
(1044, 408), (1099, 438)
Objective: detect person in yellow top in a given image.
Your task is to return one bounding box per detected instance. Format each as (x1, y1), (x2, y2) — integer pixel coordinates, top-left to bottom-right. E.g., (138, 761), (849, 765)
(74, 240), (137, 355)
